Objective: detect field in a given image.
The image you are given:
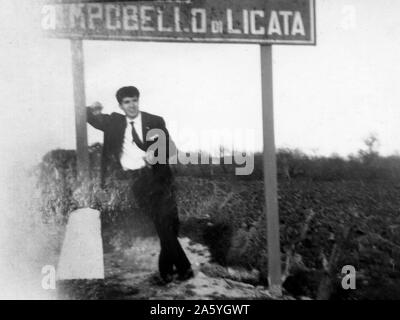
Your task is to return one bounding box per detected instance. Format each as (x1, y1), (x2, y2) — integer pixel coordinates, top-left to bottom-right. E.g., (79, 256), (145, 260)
(34, 145), (400, 299)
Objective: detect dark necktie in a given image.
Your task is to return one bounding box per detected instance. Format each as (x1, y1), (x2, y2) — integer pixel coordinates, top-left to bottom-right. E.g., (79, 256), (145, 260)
(130, 121), (146, 151)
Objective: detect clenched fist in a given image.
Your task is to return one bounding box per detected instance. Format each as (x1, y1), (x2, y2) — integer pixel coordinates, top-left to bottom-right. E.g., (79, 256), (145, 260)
(88, 101), (104, 115)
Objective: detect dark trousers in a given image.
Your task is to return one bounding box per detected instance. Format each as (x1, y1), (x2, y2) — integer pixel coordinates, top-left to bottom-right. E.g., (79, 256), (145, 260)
(121, 166), (191, 277)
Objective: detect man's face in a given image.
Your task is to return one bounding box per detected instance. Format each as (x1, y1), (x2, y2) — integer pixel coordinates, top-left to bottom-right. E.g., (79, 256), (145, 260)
(119, 96), (139, 118)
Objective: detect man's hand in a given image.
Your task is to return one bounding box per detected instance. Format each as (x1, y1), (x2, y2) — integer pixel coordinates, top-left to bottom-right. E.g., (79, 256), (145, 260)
(143, 150), (156, 167)
(88, 101), (104, 116)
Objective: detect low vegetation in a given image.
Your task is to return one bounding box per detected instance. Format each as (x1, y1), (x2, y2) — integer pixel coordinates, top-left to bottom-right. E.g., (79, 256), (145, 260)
(33, 138), (400, 299)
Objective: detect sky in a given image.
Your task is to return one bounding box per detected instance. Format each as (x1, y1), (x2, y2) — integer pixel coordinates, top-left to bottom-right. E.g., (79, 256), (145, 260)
(1, 0), (400, 172)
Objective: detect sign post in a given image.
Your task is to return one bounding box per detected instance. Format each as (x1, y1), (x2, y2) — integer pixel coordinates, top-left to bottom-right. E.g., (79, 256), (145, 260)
(70, 39), (90, 182)
(40, 0), (316, 296)
(260, 44), (281, 295)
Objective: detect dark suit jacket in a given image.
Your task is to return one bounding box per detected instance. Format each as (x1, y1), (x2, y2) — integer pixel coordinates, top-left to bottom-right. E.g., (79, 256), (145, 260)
(86, 108), (176, 187)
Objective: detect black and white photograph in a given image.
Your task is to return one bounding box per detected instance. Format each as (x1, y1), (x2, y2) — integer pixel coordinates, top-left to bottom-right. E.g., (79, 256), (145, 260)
(0, 0), (399, 304)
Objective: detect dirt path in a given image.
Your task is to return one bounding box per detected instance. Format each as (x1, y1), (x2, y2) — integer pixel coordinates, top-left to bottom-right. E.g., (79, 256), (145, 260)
(56, 237), (288, 300)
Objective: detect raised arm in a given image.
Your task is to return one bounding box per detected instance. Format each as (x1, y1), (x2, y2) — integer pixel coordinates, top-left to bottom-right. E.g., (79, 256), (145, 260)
(86, 102), (110, 131)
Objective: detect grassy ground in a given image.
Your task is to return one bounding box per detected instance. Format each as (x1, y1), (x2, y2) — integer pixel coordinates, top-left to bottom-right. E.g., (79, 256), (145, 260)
(32, 147), (400, 299)
(176, 176), (400, 299)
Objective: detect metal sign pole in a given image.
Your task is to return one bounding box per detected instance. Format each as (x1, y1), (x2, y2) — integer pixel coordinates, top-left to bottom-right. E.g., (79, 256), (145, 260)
(70, 39), (90, 183)
(260, 44), (282, 296)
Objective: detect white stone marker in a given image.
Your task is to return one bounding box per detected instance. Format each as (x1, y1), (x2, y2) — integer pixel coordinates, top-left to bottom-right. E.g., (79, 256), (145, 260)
(57, 208), (104, 280)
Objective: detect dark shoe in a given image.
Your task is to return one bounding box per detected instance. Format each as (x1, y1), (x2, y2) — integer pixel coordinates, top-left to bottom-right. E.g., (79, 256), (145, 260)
(161, 273), (174, 284)
(150, 273), (173, 286)
(177, 268), (194, 281)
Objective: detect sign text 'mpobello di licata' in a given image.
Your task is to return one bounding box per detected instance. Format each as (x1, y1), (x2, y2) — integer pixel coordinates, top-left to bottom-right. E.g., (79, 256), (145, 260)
(41, 0), (315, 45)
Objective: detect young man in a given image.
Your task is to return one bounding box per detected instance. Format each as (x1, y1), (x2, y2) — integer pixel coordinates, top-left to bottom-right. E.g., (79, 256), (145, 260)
(87, 86), (193, 283)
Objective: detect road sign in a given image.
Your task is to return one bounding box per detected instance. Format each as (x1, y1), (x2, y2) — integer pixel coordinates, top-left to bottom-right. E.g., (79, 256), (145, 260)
(41, 0), (316, 45)
(40, 0), (317, 297)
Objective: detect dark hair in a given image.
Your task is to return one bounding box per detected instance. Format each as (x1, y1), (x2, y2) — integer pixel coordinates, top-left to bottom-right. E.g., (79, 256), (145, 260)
(116, 86), (140, 103)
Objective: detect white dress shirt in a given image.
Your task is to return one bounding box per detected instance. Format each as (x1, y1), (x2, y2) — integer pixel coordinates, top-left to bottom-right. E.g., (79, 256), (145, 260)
(119, 112), (146, 171)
